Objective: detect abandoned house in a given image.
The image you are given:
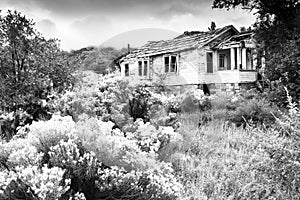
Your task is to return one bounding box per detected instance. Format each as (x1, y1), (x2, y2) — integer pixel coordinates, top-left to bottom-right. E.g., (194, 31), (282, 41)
(119, 25), (262, 94)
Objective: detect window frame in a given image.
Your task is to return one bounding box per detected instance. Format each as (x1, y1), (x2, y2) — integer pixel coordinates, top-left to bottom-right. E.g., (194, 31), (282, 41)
(218, 53), (226, 70)
(138, 61), (143, 76)
(143, 60), (148, 76)
(164, 54), (178, 73)
(138, 59), (149, 77)
(206, 52), (214, 73)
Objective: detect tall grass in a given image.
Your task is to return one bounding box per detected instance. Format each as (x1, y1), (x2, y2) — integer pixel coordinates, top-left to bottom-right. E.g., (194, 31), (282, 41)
(158, 112), (272, 200)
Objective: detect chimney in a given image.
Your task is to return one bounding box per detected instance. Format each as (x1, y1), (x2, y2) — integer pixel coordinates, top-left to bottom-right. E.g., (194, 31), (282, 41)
(127, 44), (130, 53)
(208, 21), (216, 32)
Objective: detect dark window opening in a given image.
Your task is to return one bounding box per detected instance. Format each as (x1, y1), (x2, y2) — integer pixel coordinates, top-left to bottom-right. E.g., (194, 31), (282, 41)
(125, 64), (129, 76)
(219, 54), (225, 70)
(206, 52), (213, 73)
(164, 57), (169, 73)
(138, 61), (142, 76)
(144, 60), (148, 76)
(234, 48), (238, 69)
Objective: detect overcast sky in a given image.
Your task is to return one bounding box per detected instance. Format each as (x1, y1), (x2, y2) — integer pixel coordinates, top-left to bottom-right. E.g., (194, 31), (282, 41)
(0, 0), (256, 50)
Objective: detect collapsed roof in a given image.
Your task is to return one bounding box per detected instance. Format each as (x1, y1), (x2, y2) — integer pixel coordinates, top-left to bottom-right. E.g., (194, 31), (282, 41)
(216, 31), (255, 49)
(120, 25), (239, 63)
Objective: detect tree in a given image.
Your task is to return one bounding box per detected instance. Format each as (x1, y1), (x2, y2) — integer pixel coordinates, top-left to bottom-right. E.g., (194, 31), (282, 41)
(0, 10), (74, 111)
(213, 0), (300, 104)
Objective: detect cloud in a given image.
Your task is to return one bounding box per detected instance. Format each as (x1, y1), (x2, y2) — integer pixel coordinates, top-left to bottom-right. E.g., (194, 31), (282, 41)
(66, 14), (114, 49)
(71, 14), (112, 36)
(152, 0), (211, 18)
(0, 0), (256, 50)
(3, 0), (213, 19)
(36, 19), (57, 36)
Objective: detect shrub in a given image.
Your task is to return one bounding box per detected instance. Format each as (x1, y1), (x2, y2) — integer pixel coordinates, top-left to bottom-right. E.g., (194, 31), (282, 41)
(228, 98), (278, 127)
(181, 93), (199, 113)
(155, 113), (181, 131)
(0, 114), (183, 200)
(0, 106), (51, 141)
(163, 95), (182, 113)
(129, 87), (152, 121)
(0, 159), (70, 200)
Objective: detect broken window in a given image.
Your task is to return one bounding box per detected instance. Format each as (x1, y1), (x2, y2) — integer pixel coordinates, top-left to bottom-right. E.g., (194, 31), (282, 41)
(164, 55), (177, 73)
(125, 64), (129, 76)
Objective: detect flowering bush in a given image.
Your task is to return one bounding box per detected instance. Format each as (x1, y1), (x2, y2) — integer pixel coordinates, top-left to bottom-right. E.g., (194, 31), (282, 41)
(0, 158), (70, 200)
(54, 72), (164, 130)
(96, 165), (182, 200)
(163, 95), (182, 113)
(0, 111), (182, 200)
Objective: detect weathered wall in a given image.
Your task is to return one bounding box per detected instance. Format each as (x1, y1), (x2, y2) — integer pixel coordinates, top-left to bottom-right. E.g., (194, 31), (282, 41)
(120, 49), (200, 86)
(151, 49), (199, 85)
(120, 60), (152, 86)
(120, 46), (257, 87)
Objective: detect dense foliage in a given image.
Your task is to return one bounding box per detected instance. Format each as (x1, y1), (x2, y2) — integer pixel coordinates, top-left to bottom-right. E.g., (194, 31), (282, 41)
(0, 10), (74, 110)
(0, 10), (74, 139)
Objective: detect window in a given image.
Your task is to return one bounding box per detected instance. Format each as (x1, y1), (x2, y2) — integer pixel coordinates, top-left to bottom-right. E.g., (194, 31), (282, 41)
(144, 61), (148, 76)
(164, 57), (169, 73)
(164, 55), (177, 73)
(125, 64), (129, 76)
(206, 52), (213, 73)
(219, 54), (226, 70)
(138, 61), (142, 76)
(218, 51), (231, 70)
(170, 56), (177, 72)
(138, 60), (149, 77)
